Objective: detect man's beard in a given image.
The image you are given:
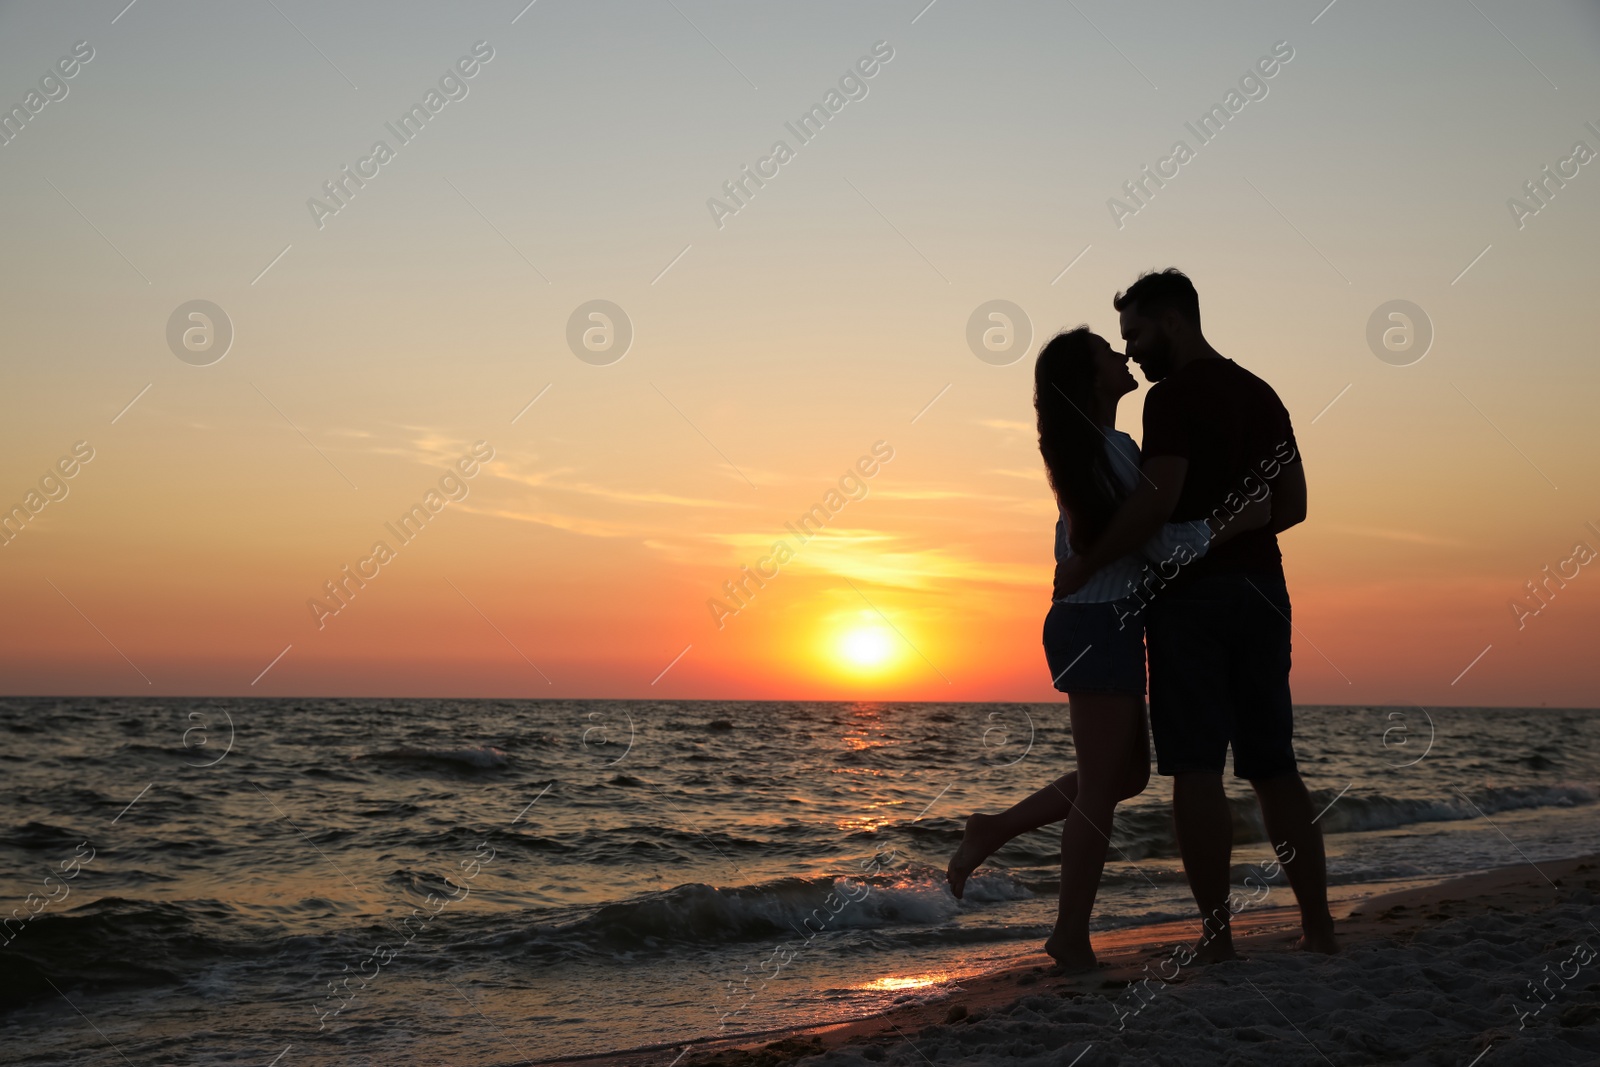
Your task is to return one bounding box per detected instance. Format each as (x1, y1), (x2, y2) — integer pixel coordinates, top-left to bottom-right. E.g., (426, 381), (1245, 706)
(1138, 332), (1176, 381)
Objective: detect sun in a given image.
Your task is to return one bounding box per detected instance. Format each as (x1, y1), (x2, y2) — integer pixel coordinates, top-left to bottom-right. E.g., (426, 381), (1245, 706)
(839, 625), (894, 669)
(817, 608), (912, 683)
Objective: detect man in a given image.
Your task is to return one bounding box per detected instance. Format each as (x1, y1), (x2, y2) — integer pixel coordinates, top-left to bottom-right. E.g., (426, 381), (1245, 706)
(1055, 268), (1337, 959)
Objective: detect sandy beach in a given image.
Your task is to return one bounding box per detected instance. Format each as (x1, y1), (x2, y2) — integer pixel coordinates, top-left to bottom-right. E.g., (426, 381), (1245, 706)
(552, 855), (1600, 1067)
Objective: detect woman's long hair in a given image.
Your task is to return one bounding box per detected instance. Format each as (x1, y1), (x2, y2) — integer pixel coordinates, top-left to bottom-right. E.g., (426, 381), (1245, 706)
(1034, 327), (1120, 553)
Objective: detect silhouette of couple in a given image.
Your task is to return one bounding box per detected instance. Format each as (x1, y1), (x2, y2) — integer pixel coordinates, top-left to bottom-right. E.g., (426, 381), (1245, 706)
(946, 268), (1337, 970)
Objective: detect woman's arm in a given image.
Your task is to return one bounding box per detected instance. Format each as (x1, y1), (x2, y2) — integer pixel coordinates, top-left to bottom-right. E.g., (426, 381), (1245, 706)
(1208, 493), (1274, 546)
(1141, 518), (1212, 565)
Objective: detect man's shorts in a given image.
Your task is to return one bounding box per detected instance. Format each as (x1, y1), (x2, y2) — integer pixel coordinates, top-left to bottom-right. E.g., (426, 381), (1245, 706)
(1145, 571), (1297, 779)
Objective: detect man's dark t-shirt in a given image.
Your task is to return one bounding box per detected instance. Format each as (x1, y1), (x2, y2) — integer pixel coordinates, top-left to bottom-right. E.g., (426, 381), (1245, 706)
(1140, 357), (1299, 579)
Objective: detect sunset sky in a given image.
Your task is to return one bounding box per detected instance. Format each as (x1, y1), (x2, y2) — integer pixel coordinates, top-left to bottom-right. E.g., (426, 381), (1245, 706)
(1, 0), (1597, 705)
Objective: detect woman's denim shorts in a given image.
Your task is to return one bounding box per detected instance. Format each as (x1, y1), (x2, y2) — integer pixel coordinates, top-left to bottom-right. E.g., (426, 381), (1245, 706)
(1042, 597), (1146, 694)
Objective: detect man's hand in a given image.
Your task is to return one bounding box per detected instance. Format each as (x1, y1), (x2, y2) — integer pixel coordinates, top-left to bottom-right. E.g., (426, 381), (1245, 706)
(1268, 461), (1307, 533)
(1054, 555), (1094, 598)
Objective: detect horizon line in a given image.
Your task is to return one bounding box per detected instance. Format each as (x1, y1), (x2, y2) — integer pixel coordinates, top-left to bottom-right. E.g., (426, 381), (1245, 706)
(1, 692), (1594, 711)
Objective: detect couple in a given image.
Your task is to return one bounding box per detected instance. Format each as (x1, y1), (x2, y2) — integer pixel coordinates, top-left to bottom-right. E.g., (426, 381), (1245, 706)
(946, 268), (1337, 971)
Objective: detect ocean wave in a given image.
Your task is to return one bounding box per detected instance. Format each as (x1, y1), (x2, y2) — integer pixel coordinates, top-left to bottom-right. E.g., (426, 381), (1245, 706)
(354, 745), (511, 770)
(1089, 783), (1598, 859)
(1, 821), (89, 850)
(0, 897), (240, 1007)
(877, 783), (1600, 879)
(1315, 782), (1595, 836)
(956, 867), (1035, 903)
(549, 868), (965, 950)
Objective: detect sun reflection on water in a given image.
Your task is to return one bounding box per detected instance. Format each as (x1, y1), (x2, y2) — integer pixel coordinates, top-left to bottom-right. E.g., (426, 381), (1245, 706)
(860, 971), (954, 992)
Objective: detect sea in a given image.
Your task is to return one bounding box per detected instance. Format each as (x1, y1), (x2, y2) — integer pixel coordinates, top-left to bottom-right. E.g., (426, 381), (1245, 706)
(1, 698), (1597, 1066)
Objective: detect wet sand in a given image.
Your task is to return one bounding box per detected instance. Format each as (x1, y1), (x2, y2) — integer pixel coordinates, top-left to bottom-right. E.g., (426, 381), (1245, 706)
(540, 854), (1600, 1067)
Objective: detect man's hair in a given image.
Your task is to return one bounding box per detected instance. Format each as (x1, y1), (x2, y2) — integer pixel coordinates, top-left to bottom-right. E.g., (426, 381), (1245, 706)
(1113, 268), (1200, 328)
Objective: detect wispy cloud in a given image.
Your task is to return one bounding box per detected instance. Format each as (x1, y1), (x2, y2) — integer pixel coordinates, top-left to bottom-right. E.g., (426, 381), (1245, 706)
(977, 418), (1034, 434)
(491, 466), (744, 510)
(799, 534), (1042, 591)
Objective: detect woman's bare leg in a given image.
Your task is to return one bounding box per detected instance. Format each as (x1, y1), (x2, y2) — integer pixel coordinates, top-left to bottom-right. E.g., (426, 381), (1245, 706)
(1043, 691), (1150, 971)
(948, 695), (1150, 909)
(947, 772), (1079, 898)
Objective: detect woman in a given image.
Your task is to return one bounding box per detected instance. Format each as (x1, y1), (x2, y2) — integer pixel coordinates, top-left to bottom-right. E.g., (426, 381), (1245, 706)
(944, 327), (1268, 972)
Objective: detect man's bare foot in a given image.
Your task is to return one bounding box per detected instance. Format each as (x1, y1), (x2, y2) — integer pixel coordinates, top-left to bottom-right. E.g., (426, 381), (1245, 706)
(945, 813), (1004, 899)
(1296, 923), (1340, 954)
(1191, 932), (1239, 964)
(1044, 931), (1098, 974)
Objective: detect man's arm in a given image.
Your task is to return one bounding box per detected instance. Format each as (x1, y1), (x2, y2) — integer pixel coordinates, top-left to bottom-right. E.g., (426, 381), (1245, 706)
(1055, 455), (1187, 595)
(1083, 455), (1188, 569)
(1267, 460), (1306, 533)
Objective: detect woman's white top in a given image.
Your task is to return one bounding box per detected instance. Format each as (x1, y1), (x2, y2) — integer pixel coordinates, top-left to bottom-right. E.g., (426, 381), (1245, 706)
(1052, 429), (1212, 604)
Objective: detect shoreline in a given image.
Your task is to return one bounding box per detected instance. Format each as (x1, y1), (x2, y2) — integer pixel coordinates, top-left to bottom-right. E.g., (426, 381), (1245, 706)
(534, 854), (1600, 1067)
